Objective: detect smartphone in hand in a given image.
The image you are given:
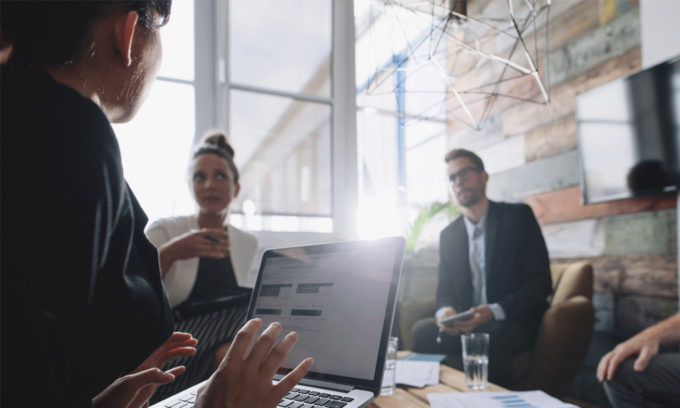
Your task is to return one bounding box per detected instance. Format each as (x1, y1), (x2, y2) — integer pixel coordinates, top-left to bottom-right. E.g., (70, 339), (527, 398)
(440, 310), (474, 328)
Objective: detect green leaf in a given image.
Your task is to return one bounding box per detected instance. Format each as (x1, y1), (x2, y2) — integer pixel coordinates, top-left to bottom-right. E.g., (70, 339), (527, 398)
(405, 201), (460, 252)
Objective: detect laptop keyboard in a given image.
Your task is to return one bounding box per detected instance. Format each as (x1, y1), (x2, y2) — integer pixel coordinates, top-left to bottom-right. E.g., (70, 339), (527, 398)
(278, 388), (354, 407)
(158, 389), (197, 407)
(155, 387), (355, 408)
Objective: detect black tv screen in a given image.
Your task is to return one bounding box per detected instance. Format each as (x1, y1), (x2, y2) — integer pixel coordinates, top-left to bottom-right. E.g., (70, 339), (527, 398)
(576, 55), (680, 204)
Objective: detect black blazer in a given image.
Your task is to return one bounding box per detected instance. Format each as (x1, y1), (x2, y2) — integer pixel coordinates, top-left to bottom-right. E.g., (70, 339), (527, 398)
(1, 60), (173, 406)
(436, 201), (552, 336)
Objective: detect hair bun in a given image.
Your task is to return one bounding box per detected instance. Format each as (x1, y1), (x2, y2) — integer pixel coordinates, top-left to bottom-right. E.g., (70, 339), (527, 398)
(192, 130), (241, 185)
(202, 132), (234, 159)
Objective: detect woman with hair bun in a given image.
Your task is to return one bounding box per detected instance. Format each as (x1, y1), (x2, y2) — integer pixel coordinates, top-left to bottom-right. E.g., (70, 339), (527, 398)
(145, 130), (259, 399)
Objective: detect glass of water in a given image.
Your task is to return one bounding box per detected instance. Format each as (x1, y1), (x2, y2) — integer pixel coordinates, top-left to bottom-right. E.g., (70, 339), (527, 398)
(461, 333), (489, 390)
(380, 336), (398, 396)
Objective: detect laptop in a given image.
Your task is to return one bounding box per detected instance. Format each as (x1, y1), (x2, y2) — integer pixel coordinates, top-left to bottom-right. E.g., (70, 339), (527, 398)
(152, 236), (405, 408)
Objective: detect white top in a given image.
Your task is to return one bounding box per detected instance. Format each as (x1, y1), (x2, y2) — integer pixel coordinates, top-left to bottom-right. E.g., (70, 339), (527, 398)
(145, 214), (259, 308)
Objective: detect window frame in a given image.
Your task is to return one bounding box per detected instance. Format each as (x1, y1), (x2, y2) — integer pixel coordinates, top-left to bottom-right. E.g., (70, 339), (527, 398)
(195, 0), (358, 239)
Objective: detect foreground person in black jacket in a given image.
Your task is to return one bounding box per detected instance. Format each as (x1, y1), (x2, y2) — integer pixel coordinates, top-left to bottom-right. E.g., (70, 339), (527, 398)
(0, 2), (312, 407)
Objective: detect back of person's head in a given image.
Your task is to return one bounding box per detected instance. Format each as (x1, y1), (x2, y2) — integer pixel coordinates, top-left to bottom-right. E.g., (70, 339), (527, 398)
(626, 159), (670, 194)
(193, 131), (240, 185)
(444, 148), (485, 172)
(1, 0), (171, 67)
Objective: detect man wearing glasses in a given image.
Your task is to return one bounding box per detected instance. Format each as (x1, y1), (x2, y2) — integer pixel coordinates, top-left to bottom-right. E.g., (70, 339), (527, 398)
(410, 148), (552, 387)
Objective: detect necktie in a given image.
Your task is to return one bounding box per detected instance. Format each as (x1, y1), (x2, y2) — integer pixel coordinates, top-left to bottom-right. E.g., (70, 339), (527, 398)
(471, 226), (486, 306)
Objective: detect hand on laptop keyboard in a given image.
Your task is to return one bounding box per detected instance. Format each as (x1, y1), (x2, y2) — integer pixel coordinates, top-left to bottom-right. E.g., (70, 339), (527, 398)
(134, 332), (198, 374)
(193, 318), (313, 408)
(94, 332), (198, 408)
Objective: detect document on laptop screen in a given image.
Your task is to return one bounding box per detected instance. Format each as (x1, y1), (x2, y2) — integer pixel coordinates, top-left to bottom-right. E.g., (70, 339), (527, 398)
(252, 247), (396, 381)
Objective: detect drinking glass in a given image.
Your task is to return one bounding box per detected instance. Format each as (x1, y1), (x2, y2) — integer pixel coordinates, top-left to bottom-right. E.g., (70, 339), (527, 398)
(380, 336), (398, 395)
(461, 333), (489, 390)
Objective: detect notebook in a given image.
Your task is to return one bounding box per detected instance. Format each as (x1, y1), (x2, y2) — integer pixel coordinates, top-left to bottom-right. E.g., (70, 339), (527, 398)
(152, 236), (405, 408)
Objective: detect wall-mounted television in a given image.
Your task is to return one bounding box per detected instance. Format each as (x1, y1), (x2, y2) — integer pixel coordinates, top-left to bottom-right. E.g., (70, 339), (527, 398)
(576, 55), (680, 204)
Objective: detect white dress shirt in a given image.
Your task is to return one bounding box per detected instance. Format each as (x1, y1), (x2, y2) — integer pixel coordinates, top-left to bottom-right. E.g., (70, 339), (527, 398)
(435, 212), (506, 321)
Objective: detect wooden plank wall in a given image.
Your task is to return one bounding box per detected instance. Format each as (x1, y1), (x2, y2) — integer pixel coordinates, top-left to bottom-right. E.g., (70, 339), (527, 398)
(445, 0), (678, 338)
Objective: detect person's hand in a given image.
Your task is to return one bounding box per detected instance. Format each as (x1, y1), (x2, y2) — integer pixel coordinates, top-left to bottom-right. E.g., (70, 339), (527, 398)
(597, 330), (661, 382)
(436, 307), (460, 336)
(133, 332), (198, 373)
(195, 318), (314, 408)
(453, 305), (494, 333)
(159, 228), (230, 274)
(167, 228), (231, 259)
(0, 42), (12, 65)
(94, 332), (197, 407)
(92, 366), (185, 408)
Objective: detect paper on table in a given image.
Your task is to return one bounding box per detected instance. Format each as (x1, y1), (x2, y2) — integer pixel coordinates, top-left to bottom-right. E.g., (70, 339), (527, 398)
(427, 391), (578, 408)
(395, 361), (439, 388)
(400, 352), (447, 362)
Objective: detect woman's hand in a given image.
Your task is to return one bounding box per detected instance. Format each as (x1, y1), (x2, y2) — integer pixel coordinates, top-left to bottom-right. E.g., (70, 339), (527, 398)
(158, 228), (231, 275)
(133, 332), (198, 373)
(93, 332), (197, 408)
(195, 319), (314, 408)
(92, 366), (185, 408)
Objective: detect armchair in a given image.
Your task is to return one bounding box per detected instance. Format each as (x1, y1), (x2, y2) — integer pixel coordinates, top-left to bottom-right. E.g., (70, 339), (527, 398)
(398, 261), (594, 395)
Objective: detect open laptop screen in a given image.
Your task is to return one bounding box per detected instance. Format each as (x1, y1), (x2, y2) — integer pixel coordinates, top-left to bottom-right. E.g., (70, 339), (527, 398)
(246, 237), (404, 391)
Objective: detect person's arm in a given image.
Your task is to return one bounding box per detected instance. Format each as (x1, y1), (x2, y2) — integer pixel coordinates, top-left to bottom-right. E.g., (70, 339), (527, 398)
(2, 120), (123, 406)
(657, 313), (680, 343)
(145, 221), (173, 277)
(146, 222), (230, 277)
(497, 205), (552, 321)
(597, 312), (680, 382)
(0, 41), (12, 64)
(436, 227), (469, 335)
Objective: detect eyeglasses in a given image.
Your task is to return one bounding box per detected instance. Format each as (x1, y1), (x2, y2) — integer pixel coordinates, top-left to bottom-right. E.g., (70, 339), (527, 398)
(448, 166), (480, 185)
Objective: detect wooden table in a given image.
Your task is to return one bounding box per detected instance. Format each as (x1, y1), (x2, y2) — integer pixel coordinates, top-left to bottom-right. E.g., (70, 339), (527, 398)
(369, 355), (506, 408)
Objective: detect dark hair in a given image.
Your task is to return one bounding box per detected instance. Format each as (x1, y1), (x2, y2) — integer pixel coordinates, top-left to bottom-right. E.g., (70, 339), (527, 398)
(193, 131), (240, 185)
(444, 148), (485, 172)
(626, 159), (669, 194)
(1, 0), (172, 66)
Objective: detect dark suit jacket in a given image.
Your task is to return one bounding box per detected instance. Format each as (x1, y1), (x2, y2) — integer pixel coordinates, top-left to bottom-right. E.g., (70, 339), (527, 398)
(436, 201), (552, 337)
(1, 59), (173, 406)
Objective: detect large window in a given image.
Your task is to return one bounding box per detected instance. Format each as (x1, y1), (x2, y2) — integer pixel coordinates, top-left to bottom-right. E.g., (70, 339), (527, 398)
(113, 0), (449, 239)
(114, 1), (358, 238)
(219, 0), (357, 235)
(226, 0), (334, 232)
(113, 0), (196, 223)
(355, 0), (449, 239)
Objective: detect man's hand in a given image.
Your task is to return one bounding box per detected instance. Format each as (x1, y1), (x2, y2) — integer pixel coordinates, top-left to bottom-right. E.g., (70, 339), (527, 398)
(453, 305), (494, 333)
(195, 319), (314, 408)
(436, 307), (460, 336)
(597, 330), (660, 382)
(597, 313), (680, 383)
